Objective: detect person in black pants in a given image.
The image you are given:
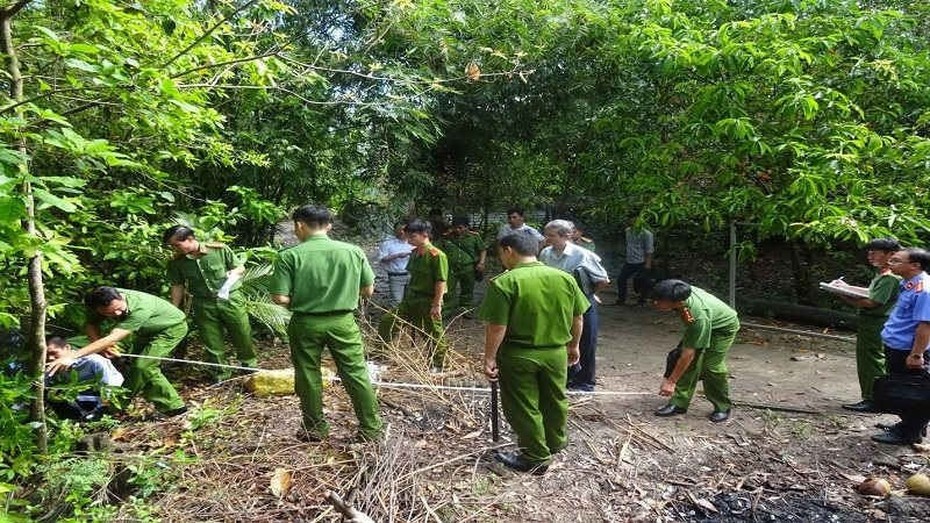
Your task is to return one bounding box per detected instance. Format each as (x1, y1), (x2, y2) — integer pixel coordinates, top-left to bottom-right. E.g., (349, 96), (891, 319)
(872, 248), (930, 445)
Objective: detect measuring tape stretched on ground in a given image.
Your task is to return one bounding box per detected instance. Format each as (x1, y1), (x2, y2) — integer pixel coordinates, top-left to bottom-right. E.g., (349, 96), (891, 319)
(114, 352), (654, 397)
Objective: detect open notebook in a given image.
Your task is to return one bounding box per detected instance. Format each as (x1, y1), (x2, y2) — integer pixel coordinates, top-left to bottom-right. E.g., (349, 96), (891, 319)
(819, 281), (870, 300)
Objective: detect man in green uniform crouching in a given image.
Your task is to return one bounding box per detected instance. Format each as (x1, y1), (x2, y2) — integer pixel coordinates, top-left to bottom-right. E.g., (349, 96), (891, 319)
(651, 279), (740, 423)
(46, 286), (188, 416)
(480, 233), (589, 474)
(271, 205), (382, 442)
(163, 225), (257, 381)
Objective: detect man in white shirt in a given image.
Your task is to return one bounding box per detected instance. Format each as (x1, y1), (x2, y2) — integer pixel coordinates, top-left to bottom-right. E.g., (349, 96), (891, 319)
(497, 208), (545, 251)
(45, 336), (124, 421)
(378, 221), (414, 307)
(539, 220), (611, 391)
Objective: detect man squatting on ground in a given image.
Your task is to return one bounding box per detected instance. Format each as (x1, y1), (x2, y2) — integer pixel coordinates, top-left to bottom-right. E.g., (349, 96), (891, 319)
(833, 238), (901, 413)
(164, 225), (257, 382)
(377, 221), (414, 308)
(46, 287), (189, 416)
(539, 219), (610, 392)
(378, 219), (450, 370)
(45, 336), (124, 421)
(480, 233), (589, 474)
(271, 205), (383, 442)
(650, 279), (740, 423)
(871, 247), (930, 445)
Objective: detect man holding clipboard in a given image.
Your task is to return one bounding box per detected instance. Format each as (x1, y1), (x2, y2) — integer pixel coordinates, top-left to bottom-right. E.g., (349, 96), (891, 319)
(822, 238), (901, 412)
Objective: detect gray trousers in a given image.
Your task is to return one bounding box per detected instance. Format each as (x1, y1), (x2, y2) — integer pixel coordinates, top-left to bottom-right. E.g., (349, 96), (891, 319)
(387, 273), (410, 307)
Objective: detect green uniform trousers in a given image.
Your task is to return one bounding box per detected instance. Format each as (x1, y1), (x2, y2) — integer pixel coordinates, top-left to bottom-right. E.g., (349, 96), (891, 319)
(498, 346), (568, 465)
(670, 328), (737, 412)
(446, 264), (476, 310)
(288, 312), (382, 439)
(192, 295), (257, 380)
(127, 322), (188, 412)
(377, 297), (448, 368)
(856, 316), (887, 401)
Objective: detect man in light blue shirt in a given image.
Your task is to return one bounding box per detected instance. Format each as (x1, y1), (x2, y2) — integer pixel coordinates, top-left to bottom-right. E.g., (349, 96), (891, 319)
(615, 224), (655, 305)
(378, 220), (414, 307)
(540, 220), (610, 391)
(497, 208), (545, 251)
(45, 336), (124, 421)
(872, 248), (930, 445)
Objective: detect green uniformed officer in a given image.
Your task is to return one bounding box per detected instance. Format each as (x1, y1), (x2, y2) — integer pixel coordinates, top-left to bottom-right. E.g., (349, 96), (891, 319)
(480, 233), (588, 474)
(163, 226), (257, 381)
(651, 279), (739, 423)
(270, 205), (382, 442)
(834, 238), (901, 412)
(46, 286), (188, 416)
(438, 215), (487, 310)
(378, 218), (450, 369)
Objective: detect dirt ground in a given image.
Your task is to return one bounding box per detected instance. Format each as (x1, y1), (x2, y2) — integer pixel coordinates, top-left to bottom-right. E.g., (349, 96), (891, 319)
(101, 286), (930, 522)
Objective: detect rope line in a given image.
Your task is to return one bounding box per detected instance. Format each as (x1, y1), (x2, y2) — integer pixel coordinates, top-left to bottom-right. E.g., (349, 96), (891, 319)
(115, 352), (654, 397)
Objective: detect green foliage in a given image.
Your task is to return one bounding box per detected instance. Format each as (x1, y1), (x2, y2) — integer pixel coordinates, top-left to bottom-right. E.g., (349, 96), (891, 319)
(0, 372), (37, 482)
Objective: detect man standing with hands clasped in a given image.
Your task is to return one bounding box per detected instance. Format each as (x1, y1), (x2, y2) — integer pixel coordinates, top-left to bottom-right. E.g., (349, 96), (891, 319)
(871, 248), (930, 445)
(480, 233), (589, 474)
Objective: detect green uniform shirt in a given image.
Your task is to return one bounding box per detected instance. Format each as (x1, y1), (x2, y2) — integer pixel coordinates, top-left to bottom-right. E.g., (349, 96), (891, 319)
(92, 289), (186, 337)
(405, 243), (449, 299)
(167, 242), (241, 298)
(439, 233), (484, 266)
(478, 261), (589, 348)
(862, 270), (901, 318)
(680, 286), (740, 350)
(270, 234), (374, 314)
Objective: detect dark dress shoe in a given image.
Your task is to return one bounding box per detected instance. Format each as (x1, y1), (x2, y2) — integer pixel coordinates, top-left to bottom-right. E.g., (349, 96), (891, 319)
(842, 400), (878, 413)
(871, 431), (920, 445)
(709, 410), (731, 423)
(493, 450), (548, 475)
(654, 404), (687, 417)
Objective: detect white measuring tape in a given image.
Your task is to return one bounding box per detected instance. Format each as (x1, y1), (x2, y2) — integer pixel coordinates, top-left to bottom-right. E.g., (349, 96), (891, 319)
(115, 352), (654, 397)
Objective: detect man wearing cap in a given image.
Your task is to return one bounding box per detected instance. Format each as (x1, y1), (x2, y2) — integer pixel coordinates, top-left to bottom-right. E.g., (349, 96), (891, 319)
(46, 286), (189, 416)
(439, 215), (487, 310)
(164, 225), (257, 381)
(650, 279), (739, 423)
(481, 233), (588, 474)
(271, 205), (382, 442)
(539, 219), (610, 392)
(871, 247), (930, 445)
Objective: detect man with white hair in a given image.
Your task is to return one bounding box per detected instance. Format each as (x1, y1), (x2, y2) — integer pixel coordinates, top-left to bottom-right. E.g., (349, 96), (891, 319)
(539, 219), (610, 391)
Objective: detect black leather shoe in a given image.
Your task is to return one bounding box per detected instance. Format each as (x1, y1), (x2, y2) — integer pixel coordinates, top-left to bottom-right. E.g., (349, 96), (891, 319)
(842, 400), (878, 413)
(871, 431), (920, 445)
(654, 404), (687, 417)
(493, 450), (548, 475)
(709, 410), (731, 423)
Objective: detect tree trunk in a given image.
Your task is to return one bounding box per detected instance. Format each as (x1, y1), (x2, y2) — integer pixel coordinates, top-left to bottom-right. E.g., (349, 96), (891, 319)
(1, 0), (46, 453)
